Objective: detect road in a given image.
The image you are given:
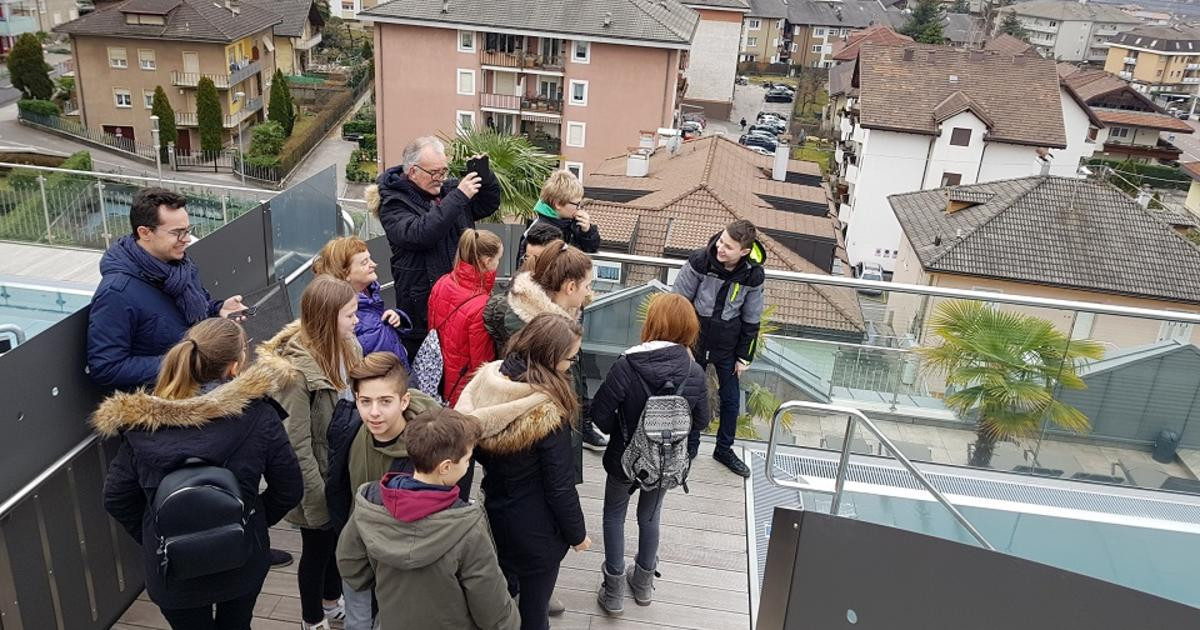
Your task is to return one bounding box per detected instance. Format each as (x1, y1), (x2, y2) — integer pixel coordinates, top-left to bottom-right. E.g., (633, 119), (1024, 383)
(1165, 118), (1200, 165)
(702, 83), (794, 141)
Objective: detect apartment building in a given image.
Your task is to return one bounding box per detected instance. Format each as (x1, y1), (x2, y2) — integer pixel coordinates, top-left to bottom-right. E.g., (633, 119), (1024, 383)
(835, 45), (1093, 274)
(679, 0), (746, 119)
(1060, 63), (1191, 163)
(996, 0), (1140, 63)
(57, 0), (278, 153)
(360, 0), (697, 180)
(247, 0), (323, 76)
(785, 0), (904, 68)
(887, 176), (1200, 352)
(1105, 25), (1200, 104)
(329, 0), (381, 20)
(739, 0), (787, 63)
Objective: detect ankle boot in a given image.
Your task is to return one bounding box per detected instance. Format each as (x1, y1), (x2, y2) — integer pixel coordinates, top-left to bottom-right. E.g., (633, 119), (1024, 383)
(597, 563), (625, 615)
(627, 562), (658, 606)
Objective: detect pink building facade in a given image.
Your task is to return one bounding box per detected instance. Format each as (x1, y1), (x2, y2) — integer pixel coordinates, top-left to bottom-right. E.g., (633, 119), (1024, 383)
(370, 21), (690, 181)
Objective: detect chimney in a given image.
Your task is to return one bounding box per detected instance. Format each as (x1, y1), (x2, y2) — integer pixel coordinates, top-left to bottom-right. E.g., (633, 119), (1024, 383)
(604, 12), (612, 27)
(772, 142), (789, 181)
(626, 149), (651, 177)
(1135, 186), (1153, 209)
(441, 0), (449, 13)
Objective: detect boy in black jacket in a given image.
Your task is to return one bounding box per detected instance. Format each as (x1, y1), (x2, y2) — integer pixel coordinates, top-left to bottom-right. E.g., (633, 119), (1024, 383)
(517, 169), (600, 262)
(672, 220), (766, 478)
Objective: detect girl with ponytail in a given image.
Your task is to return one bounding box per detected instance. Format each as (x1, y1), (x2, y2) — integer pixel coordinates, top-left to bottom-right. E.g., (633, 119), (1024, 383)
(427, 228), (504, 406)
(94, 318), (303, 629)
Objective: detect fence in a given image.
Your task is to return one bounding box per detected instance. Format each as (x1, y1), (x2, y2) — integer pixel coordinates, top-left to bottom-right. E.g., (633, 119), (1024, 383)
(738, 61), (796, 77)
(17, 110), (157, 163)
(0, 162), (267, 248)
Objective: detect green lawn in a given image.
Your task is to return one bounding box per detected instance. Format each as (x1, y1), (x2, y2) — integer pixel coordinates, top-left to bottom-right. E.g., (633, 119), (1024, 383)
(746, 74), (798, 88)
(792, 139), (833, 176)
(794, 87), (829, 122)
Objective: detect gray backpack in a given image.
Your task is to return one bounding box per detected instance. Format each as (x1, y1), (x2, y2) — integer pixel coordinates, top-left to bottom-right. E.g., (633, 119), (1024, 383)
(620, 374), (693, 493)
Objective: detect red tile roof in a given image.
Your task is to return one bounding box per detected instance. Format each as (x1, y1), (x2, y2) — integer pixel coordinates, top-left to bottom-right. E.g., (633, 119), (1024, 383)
(1094, 109), (1195, 133)
(830, 25), (913, 61)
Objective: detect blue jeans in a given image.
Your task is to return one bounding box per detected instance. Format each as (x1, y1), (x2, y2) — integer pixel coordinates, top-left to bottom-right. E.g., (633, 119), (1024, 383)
(602, 475), (665, 574)
(342, 580), (374, 630)
(698, 356), (740, 452)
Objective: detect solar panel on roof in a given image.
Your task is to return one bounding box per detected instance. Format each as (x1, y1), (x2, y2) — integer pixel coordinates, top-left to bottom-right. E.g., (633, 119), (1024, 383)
(758, 193), (828, 216)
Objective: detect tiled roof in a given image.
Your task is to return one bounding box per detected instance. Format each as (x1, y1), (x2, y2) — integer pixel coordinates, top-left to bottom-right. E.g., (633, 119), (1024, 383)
(1182, 161), (1200, 183)
(828, 60), (855, 96)
(786, 0), (905, 29)
(889, 176), (1200, 304)
(942, 13), (979, 46)
(360, 0), (699, 47)
(1000, 0), (1140, 23)
(932, 90), (995, 127)
(1109, 25), (1200, 52)
(830, 25), (912, 61)
(244, 0), (319, 37)
(745, 0), (786, 18)
(1060, 66), (1130, 101)
(982, 33), (1039, 57)
(1094, 108), (1194, 133)
(586, 136), (865, 335)
(857, 44), (1067, 148)
(55, 0), (282, 42)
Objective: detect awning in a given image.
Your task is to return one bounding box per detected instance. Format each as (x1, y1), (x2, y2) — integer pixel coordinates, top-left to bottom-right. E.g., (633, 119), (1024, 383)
(521, 111), (562, 124)
(261, 34), (275, 53)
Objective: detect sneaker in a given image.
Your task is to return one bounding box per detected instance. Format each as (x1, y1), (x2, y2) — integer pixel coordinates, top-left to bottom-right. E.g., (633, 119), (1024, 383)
(268, 548), (293, 568)
(549, 594), (566, 616)
(322, 597), (346, 624)
(300, 621), (331, 630)
(713, 449), (751, 478)
(581, 424), (609, 452)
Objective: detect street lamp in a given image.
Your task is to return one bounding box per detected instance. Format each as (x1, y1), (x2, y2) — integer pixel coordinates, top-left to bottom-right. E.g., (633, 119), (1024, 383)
(149, 114), (163, 185)
(234, 90), (246, 185)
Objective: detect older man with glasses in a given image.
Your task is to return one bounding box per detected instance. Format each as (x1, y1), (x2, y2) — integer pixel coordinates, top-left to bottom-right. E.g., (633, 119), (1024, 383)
(86, 187), (248, 389)
(370, 135), (501, 359)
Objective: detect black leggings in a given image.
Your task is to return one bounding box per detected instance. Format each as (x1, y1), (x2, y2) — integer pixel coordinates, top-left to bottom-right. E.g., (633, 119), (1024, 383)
(508, 567), (561, 630)
(159, 591), (258, 630)
(298, 527), (342, 624)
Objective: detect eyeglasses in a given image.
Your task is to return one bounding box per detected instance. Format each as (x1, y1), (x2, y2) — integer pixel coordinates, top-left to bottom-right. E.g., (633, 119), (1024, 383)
(156, 226), (192, 241)
(567, 354), (580, 365)
(413, 164), (450, 180)
(568, 200), (587, 210)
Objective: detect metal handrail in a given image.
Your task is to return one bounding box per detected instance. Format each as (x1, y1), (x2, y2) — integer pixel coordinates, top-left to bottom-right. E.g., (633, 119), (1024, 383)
(0, 323), (27, 348)
(588, 251), (1200, 325)
(765, 400), (995, 550)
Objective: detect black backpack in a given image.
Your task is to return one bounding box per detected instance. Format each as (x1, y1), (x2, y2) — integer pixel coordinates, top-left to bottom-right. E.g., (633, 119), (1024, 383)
(150, 421), (256, 582)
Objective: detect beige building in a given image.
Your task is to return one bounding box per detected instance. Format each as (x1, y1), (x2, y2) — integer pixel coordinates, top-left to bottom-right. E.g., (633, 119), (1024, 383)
(248, 0), (323, 76)
(1104, 25), (1200, 105)
(887, 177), (1200, 359)
(360, 0), (697, 180)
(739, 0), (787, 64)
(56, 0), (279, 153)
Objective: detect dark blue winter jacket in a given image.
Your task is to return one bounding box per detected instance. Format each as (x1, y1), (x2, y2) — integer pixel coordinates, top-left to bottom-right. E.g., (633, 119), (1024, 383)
(86, 241), (221, 389)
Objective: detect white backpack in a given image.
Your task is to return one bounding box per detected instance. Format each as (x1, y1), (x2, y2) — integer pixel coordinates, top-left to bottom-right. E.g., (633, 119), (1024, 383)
(620, 374), (693, 493)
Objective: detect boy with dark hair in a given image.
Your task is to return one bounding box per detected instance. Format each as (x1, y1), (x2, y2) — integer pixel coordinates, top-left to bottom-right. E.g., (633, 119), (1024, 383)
(325, 351), (439, 630)
(672, 219), (766, 478)
(337, 409), (519, 630)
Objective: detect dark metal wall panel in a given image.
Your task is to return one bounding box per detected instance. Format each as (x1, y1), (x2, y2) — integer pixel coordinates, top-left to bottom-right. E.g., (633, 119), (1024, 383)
(188, 205), (272, 299)
(1, 503), (56, 630)
(0, 309), (104, 501)
(36, 472), (91, 629)
(757, 507), (1200, 629)
(70, 442), (124, 622)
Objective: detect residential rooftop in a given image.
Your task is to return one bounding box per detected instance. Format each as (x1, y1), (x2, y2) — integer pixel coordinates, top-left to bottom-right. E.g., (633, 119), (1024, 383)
(358, 0), (700, 48)
(785, 0), (905, 29)
(855, 44), (1067, 148)
(745, 0), (787, 18)
(889, 176), (1200, 304)
(983, 32), (1040, 57)
(830, 24), (913, 61)
(1058, 65), (1194, 133)
(245, 0), (320, 38)
(1109, 25), (1200, 52)
(1000, 0), (1141, 23)
(55, 0), (282, 42)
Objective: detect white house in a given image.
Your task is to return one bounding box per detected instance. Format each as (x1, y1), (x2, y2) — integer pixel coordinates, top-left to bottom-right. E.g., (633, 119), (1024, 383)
(681, 0), (749, 120)
(836, 45), (1085, 273)
(996, 0), (1141, 64)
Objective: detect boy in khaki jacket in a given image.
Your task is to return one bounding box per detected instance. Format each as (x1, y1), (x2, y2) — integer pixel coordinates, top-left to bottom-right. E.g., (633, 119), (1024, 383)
(337, 409), (519, 630)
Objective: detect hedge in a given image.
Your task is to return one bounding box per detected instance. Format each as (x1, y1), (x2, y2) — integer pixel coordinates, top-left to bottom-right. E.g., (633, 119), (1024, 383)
(1087, 158), (1191, 191)
(17, 99), (60, 117)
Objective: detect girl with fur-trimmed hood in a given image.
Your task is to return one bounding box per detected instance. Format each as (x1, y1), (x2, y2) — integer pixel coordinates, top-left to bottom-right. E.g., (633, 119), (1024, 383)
(95, 317), (302, 629)
(455, 313), (592, 630)
(256, 275), (363, 629)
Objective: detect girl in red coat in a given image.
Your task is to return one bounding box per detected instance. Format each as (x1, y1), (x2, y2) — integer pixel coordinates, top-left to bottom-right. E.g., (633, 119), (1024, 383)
(428, 229), (503, 406)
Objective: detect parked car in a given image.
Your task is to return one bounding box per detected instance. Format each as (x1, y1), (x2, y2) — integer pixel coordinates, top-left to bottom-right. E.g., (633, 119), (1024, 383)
(740, 134), (778, 152)
(758, 111), (786, 122)
(682, 112), (707, 128)
(747, 146), (774, 156)
(681, 121), (703, 134)
(754, 119), (787, 134)
(857, 263), (885, 296)
(748, 124), (781, 137)
(765, 89), (794, 103)
(736, 75), (749, 86)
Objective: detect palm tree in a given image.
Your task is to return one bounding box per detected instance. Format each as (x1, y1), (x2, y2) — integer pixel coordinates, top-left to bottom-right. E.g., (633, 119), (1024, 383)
(442, 129), (558, 221)
(918, 301), (1104, 468)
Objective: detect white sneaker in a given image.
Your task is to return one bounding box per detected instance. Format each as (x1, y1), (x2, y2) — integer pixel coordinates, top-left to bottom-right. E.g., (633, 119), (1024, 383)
(300, 620), (331, 630)
(323, 596), (346, 626)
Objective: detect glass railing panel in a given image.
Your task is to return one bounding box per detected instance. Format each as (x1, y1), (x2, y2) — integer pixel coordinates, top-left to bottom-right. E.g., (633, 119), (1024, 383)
(0, 281), (93, 344)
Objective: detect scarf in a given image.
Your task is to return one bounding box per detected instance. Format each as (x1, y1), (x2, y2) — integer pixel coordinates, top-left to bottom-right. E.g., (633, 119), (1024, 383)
(499, 353), (529, 381)
(114, 235), (210, 325)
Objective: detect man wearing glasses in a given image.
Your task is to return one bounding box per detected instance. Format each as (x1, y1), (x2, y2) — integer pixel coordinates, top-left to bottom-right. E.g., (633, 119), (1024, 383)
(371, 136), (501, 359)
(86, 187), (248, 389)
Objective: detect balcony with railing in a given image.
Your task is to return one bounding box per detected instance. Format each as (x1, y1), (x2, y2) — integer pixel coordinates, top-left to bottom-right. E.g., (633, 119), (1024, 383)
(1120, 70), (1133, 80)
(170, 59), (261, 90)
(480, 93), (521, 111)
(295, 31), (322, 51)
(479, 49), (565, 72)
(1125, 56), (1138, 64)
(521, 95), (563, 115)
(0, 14), (37, 37)
(175, 96), (263, 129)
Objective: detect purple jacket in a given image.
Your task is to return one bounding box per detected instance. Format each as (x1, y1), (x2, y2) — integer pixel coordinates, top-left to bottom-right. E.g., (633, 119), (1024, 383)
(355, 282), (410, 368)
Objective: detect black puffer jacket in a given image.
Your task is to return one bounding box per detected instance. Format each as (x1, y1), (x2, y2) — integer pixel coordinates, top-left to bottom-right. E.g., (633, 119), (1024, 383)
(93, 356), (303, 610)
(590, 341), (710, 482)
(672, 232), (767, 363)
(370, 166), (500, 343)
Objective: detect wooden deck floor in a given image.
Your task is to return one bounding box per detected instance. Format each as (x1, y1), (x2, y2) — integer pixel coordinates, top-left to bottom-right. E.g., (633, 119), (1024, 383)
(115, 442), (753, 630)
